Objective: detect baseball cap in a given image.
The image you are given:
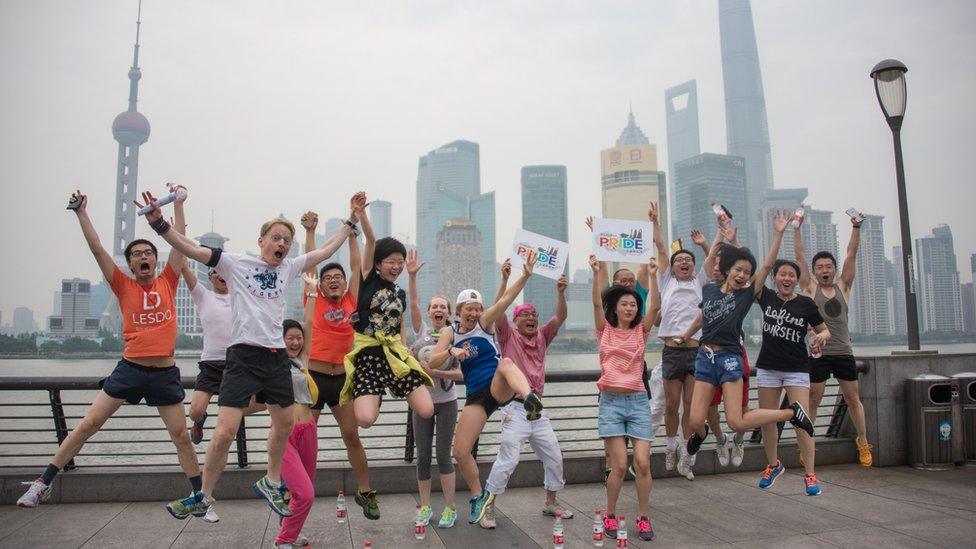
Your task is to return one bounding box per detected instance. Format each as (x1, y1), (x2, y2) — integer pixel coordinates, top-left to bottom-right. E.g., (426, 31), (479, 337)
(455, 289), (483, 306)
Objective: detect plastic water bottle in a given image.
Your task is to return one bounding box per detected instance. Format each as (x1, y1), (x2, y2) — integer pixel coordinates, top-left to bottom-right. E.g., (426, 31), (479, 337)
(415, 503), (427, 540)
(711, 201), (733, 228)
(807, 326), (822, 359)
(552, 511), (564, 549)
(136, 187), (187, 216)
(616, 515), (628, 548)
(790, 204), (806, 229)
(592, 509), (605, 547)
(336, 491), (348, 523)
(364, 540), (372, 548)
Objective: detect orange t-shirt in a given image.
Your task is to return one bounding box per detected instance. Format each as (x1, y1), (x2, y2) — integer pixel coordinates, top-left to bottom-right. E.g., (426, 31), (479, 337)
(110, 264), (179, 358)
(310, 292), (356, 364)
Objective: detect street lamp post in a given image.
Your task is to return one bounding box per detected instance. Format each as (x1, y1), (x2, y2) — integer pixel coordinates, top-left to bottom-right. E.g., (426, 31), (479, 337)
(870, 59), (921, 350)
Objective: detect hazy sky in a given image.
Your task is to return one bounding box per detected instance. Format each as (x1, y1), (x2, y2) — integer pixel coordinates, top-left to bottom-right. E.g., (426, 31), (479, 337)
(2, 0), (975, 323)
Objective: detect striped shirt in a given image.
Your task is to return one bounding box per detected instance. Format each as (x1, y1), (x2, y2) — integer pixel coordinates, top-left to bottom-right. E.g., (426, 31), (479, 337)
(596, 325), (647, 393)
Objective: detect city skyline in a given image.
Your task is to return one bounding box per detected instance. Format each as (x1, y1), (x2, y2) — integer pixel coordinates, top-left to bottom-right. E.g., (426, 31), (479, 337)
(2, 1), (976, 322)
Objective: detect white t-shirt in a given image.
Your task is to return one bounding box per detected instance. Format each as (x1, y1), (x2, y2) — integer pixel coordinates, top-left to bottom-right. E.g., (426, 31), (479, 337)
(217, 252), (308, 348)
(657, 266), (709, 339)
(189, 283), (233, 362)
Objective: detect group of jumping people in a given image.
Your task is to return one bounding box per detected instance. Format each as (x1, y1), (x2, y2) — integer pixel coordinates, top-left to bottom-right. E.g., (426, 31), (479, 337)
(15, 185), (873, 546)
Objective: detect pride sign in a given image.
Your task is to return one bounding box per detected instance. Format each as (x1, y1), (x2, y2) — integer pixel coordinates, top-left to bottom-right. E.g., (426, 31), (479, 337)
(592, 218), (653, 262)
(509, 229), (568, 281)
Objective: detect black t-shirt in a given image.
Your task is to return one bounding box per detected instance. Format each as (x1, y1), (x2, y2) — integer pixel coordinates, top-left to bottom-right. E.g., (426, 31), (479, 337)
(699, 283), (754, 347)
(755, 287), (824, 372)
(354, 269), (406, 338)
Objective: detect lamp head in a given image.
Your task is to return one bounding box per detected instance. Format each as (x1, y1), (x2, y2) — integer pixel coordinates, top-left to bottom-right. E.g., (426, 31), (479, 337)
(871, 59), (908, 126)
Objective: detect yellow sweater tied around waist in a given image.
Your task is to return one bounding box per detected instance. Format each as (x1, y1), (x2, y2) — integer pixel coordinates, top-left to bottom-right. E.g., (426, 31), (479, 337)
(339, 331), (433, 406)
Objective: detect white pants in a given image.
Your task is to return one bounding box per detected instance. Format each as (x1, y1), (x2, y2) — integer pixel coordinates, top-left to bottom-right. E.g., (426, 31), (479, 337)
(649, 360), (665, 437)
(485, 403), (566, 495)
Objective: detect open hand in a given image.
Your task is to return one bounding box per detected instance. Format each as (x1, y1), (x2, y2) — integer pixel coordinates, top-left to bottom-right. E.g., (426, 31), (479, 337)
(772, 209), (790, 233)
(302, 272), (319, 293)
(522, 250), (537, 277)
(648, 202), (659, 224)
(585, 216), (594, 232)
(690, 229), (706, 247)
(406, 249), (425, 275)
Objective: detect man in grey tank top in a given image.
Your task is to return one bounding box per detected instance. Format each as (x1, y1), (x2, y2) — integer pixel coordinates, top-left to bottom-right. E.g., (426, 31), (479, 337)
(794, 217), (874, 467)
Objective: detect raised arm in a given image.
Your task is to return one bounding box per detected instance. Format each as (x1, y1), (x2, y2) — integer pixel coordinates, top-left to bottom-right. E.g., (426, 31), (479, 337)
(495, 259), (512, 303)
(690, 229), (709, 257)
(68, 191), (116, 281)
(168, 184), (188, 268)
(642, 258), (661, 333)
(839, 217), (862, 292)
(137, 190), (213, 264)
(649, 202), (668, 270)
(406, 248), (425, 332)
(301, 211), (318, 275)
(754, 210), (789, 297)
(305, 193), (364, 268)
(589, 254), (606, 332)
(358, 195), (376, 280)
(553, 274), (568, 329)
(794, 226), (813, 295)
(300, 273), (317, 362)
(702, 227), (724, 279)
(481, 252), (537, 329)
(180, 259), (199, 291)
(348, 224), (363, 299)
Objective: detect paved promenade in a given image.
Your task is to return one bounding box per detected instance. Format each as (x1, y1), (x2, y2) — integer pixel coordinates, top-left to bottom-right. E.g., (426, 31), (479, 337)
(2, 464), (974, 548)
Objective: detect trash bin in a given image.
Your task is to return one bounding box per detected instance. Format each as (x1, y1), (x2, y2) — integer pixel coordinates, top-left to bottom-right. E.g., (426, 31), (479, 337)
(951, 372), (976, 464)
(906, 374), (960, 470)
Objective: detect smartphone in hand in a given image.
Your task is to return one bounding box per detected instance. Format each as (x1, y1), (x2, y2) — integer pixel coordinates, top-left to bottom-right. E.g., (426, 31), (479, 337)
(845, 208), (866, 224)
(66, 195), (84, 210)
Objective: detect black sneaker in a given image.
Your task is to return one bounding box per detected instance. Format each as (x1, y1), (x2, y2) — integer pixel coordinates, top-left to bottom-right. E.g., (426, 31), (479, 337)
(636, 516), (655, 541)
(789, 402), (815, 437)
(523, 391), (544, 421)
(686, 424), (709, 456)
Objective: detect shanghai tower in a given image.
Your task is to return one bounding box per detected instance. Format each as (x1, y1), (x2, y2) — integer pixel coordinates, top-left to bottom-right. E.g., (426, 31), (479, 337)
(719, 0), (772, 249)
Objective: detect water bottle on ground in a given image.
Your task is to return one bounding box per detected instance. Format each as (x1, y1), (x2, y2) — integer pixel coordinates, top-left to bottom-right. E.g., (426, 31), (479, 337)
(415, 503), (427, 540)
(552, 510), (564, 549)
(616, 515), (628, 548)
(364, 540), (372, 548)
(336, 491), (348, 523)
(790, 204), (806, 229)
(592, 509), (605, 547)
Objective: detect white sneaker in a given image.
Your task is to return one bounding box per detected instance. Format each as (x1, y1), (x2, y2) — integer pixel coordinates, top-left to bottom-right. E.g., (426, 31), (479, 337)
(16, 479), (52, 508)
(676, 448), (694, 480)
(731, 438), (745, 467)
(717, 435), (732, 467)
(478, 502), (496, 529)
(664, 446), (677, 471)
(201, 504), (220, 523)
(294, 533), (309, 546)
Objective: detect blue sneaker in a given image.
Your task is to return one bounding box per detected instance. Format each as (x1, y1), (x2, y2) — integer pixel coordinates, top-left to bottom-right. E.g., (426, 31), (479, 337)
(804, 473), (822, 496)
(253, 476), (292, 517)
(468, 490), (494, 524)
(758, 461), (784, 489)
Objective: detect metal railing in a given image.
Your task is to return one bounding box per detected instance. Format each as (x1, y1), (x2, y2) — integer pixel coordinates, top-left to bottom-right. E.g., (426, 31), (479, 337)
(0, 363), (866, 470)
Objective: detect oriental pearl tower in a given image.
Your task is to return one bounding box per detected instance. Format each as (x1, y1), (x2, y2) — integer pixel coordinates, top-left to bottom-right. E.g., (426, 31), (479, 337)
(111, 1), (151, 259)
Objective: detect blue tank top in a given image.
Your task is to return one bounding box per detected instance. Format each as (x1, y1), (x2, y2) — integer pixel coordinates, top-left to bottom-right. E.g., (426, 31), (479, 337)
(453, 322), (500, 395)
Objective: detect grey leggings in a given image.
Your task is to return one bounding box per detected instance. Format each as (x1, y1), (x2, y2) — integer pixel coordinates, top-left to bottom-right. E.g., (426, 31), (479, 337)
(413, 400), (458, 481)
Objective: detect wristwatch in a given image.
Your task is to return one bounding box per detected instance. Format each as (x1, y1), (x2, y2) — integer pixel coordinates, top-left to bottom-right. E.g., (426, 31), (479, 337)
(344, 219), (361, 236)
(306, 292), (317, 298)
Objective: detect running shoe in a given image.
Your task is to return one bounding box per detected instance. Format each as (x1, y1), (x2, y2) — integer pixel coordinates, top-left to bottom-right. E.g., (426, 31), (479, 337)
(166, 491), (211, 519)
(788, 402), (815, 437)
(201, 503), (220, 523)
(523, 391), (544, 421)
(417, 504), (433, 526)
(603, 513), (619, 539)
(355, 489), (381, 520)
(731, 437), (745, 467)
(664, 446), (678, 471)
(275, 544), (293, 549)
(438, 507), (458, 528)
(542, 502), (574, 518)
(190, 413), (207, 445)
(686, 424), (709, 455)
(804, 473), (822, 496)
(294, 533), (309, 546)
(16, 479), (52, 508)
(716, 434), (732, 467)
(856, 436), (874, 467)
(478, 500), (497, 529)
(676, 449), (695, 481)
(636, 515), (655, 541)
(468, 489), (494, 524)
(253, 476), (292, 517)
(758, 460), (785, 489)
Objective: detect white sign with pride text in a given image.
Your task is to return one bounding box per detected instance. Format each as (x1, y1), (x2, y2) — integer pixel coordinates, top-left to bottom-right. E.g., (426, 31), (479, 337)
(592, 218), (654, 263)
(509, 229), (569, 281)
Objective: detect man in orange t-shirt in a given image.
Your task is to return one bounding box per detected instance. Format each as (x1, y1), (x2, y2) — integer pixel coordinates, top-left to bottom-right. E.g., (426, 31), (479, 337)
(17, 189), (201, 511)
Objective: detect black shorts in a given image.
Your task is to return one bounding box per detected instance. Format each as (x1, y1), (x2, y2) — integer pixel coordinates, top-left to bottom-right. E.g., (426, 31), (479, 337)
(195, 360), (226, 394)
(309, 369), (346, 410)
(809, 354), (858, 383)
(662, 346), (697, 380)
(464, 386), (513, 418)
(219, 344), (294, 408)
(100, 358), (185, 406)
(351, 346), (427, 399)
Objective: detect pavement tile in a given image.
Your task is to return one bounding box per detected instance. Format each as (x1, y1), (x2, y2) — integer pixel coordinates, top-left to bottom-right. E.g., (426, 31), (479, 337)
(811, 525), (944, 549)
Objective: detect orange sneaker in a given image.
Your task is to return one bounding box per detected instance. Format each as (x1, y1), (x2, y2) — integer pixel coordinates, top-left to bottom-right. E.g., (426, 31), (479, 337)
(804, 473), (822, 496)
(856, 436), (873, 467)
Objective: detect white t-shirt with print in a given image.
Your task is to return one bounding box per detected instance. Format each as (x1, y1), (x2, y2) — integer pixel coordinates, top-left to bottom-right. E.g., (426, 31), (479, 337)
(189, 283), (233, 361)
(657, 267), (709, 339)
(217, 252), (308, 348)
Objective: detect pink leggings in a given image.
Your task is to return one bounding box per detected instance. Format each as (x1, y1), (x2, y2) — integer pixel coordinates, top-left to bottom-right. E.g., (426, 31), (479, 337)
(276, 420), (318, 545)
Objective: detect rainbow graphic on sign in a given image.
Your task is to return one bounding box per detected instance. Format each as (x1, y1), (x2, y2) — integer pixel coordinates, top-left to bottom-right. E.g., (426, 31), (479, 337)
(591, 218), (653, 262)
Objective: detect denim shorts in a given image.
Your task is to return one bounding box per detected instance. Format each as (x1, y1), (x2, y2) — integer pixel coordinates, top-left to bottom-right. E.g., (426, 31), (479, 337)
(757, 368), (810, 388)
(694, 347), (745, 387)
(598, 391), (654, 441)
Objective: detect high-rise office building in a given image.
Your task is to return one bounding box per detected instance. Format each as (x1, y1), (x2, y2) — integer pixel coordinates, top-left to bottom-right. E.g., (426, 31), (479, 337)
(48, 279), (101, 338)
(12, 308), (35, 336)
(673, 153), (746, 263)
(521, 165), (568, 322)
(436, 219), (483, 303)
(756, 188), (807, 262)
(916, 225), (963, 333)
(565, 268), (594, 332)
(370, 200), (393, 240)
(962, 282), (975, 334)
(665, 81), (702, 238)
(805, 209), (839, 261)
(416, 140), (496, 300)
(719, 0), (774, 250)
(889, 246), (908, 335)
(601, 110), (668, 270)
(850, 215), (890, 336)
(89, 281), (111, 319)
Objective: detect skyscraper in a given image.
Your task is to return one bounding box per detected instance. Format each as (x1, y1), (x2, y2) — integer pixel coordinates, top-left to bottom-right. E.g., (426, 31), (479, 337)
(436, 219), (483, 303)
(804, 208), (839, 260)
(916, 225), (963, 333)
(890, 246), (909, 335)
(521, 165), (569, 321)
(719, 0), (774, 250)
(962, 282), (975, 334)
(673, 153), (746, 264)
(370, 200), (393, 240)
(601, 110), (668, 270)
(12, 308), (35, 336)
(48, 279), (101, 338)
(110, 2), (151, 259)
(665, 81), (702, 238)
(850, 215), (890, 336)
(173, 231), (229, 335)
(756, 188), (806, 261)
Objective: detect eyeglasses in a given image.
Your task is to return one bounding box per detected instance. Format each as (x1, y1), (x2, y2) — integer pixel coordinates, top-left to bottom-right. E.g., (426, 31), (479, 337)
(268, 234), (292, 245)
(130, 249), (155, 258)
(673, 257), (694, 264)
(322, 274), (345, 282)
(381, 259), (405, 267)
(517, 311), (539, 318)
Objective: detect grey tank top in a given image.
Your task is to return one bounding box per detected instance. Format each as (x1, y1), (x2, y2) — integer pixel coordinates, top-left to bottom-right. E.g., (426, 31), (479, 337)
(289, 358), (313, 406)
(813, 285), (853, 355)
